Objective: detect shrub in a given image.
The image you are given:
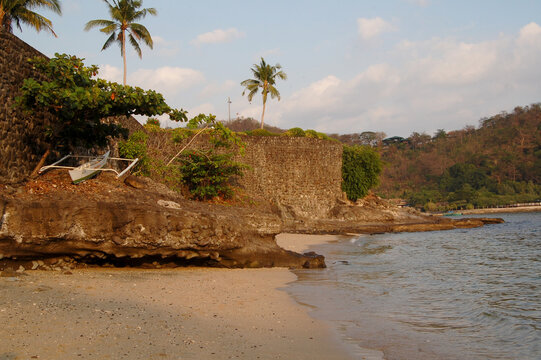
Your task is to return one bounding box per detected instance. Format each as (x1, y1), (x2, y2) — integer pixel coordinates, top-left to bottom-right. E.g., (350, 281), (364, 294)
(171, 127), (196, 143)
(118, 131), (151, 176)
(245, 128), (279, 137)
(146, 118), (160, 126)
(282, 127), (306, 137)
(178, 150), (247, 200)
(342, 145), (383, 201)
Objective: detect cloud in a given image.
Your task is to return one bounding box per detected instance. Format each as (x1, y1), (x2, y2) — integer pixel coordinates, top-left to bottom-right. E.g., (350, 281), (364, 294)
(254, 22), (541, 137)
(98, 64), (123, 83)
(191, 28), (245, 45)
(405, 0), (430, 7)
(188, 103), (215, 117)
(130, 67), (205, 94)
(357, 17), (396, 40)
(200, 80), (237, 98)
(152, 36), (180, 57)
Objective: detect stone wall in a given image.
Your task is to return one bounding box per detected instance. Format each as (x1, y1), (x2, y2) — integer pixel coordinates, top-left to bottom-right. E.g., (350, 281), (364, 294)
(236, 136), (343, 219)
(0, 29), (53, 183)
(146, 133), (344, 219)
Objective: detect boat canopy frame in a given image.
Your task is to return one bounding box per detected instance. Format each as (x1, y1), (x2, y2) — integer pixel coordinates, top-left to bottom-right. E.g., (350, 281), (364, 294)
(39, 154), (139, 179)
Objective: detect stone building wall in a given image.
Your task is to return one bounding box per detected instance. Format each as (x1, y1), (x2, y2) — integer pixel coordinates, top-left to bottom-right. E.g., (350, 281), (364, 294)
(0, 29), (53, 183)
(147, 133), (344, 219)
(236, 136), (343, 218)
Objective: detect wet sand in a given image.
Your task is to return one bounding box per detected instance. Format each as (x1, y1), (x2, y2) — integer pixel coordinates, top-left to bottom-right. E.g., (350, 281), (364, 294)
(0, 236), (355, 360)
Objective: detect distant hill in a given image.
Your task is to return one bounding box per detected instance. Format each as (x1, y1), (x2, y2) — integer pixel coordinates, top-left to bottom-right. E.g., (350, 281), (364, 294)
(376, 104), (541, 210)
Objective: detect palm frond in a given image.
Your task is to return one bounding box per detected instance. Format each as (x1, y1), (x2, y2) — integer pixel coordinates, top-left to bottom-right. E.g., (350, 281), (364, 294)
(84, 19), (115, 31)
(129, 22), (153, 48)
(128, 32), (142, 58)
(101, 32), (117, 51)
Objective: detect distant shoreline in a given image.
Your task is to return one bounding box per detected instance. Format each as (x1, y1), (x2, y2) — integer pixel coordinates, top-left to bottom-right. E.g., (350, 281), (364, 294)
(437, 205), (541, 215)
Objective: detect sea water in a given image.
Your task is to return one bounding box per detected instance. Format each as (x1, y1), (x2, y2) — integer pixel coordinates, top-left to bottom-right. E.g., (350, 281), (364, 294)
(287, 212), (541, 360)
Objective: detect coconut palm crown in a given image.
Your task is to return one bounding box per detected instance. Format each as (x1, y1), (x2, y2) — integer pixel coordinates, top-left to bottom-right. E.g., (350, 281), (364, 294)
(241, 57), (287, 129)
(85, 0), (156, 85)
(0, 0), (61, 36)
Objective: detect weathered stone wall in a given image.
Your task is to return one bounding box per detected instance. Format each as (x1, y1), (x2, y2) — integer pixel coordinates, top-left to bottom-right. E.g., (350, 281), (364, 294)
(236, 136), (343, 219)
(147, 132), (344, 219)
(0, 29), (53, 183)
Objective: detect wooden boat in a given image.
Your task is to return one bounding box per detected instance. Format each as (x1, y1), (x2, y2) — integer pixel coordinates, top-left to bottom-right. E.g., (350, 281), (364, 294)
(39, 151), (139, 183)
(69, 151), (110, 184)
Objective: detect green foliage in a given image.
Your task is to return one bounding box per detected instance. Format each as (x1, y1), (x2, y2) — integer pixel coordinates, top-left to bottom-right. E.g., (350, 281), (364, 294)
(241, 57), (287, 129)
(174, 114), (248, 200)
(16, 54), (187, 154)
(244, 128), (279, 137)
(178, 150), (247, 200)
(146, 117), (160, 126)
(342, 145), (383, 201)
(84, 0), (157, 84)
(171, 128), (195, 143)
(283, 127), (306, 137)
(118, 130), (150, 175)
(0, 0), (62, 36)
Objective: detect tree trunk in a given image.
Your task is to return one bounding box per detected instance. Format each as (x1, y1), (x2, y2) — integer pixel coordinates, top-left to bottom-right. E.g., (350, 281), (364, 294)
(122, 29), (127, 85)
(260, 100), (266, 129)
(30, 148), (51, 179)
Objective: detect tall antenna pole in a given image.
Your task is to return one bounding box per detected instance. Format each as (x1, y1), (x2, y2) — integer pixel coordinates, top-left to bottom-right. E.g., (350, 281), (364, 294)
(227, 97), (232, 122)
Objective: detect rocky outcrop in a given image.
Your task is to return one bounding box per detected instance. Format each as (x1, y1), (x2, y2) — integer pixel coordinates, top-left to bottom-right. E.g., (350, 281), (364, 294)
(0, 171), (502, 272)
(0, 171), (324, 271)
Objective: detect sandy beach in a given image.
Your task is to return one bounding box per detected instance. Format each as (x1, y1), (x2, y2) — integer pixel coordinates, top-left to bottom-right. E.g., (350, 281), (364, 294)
(0, 235), (355, 360)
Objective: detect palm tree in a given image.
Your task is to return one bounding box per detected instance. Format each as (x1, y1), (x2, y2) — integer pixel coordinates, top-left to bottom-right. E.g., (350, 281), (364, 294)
(241, 57), (287, 129)
(85, 0), (156, 85)
(0, 0), (61, 36)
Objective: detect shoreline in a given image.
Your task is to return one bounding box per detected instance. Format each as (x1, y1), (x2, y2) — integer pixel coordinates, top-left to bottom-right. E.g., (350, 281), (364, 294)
(278, 233), (386, 360)
(1, 263), (354, 359)
(458, 205), (541, 215)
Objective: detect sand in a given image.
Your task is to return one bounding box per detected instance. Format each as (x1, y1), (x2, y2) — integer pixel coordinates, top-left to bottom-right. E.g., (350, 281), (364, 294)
(0, 235), (356, 360)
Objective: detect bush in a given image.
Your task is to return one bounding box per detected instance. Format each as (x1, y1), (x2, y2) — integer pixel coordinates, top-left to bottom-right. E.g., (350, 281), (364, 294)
(245, 128), (279, 137)
(178, 150), (247, 200)
(118, 131), (150, 176)
(342, 145), (383, 201)
(146, 118), (160, 127)
(282, 127), (306, 137)
(171, 127), (196, 143)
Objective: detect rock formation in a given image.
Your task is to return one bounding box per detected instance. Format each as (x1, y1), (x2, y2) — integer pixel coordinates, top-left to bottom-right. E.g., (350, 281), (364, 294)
(0, 170), (502, 272)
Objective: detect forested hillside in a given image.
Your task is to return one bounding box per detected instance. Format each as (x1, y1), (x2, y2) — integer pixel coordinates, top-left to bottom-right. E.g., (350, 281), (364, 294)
(377, 104), (541, 210)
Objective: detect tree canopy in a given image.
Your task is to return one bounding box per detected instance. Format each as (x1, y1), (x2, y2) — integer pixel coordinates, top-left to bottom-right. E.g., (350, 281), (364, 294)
(0, 0), (61, 36)
(241, 57), (287, 129)
(85, 0), (156, 85)
(342, 145), (383, 202)
(16, 53), (187, 173)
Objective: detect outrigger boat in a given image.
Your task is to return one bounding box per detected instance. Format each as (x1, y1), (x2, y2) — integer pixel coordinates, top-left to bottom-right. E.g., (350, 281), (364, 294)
(39, 151), (139, 184)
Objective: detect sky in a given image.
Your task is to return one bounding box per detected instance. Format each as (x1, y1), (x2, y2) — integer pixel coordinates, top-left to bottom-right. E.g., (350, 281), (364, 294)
(15, 0), (541, 137)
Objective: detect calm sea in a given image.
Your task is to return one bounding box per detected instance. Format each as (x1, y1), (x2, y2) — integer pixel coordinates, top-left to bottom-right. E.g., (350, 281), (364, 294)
(287, 212), (541, 360)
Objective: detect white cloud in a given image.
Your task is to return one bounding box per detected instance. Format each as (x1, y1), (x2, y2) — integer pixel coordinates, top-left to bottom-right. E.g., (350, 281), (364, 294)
(405, 0), (430, 7)
(152, 36), (180, 57)
(130, 67), (205, 94)
(188, 103), (215, 117)
(518, 22), (541, 39)
(357, 17), (396, 40)
(98, 64), (123, 83)
(191, 28), (245, 45)
(200, 80), (237, 97)
(255, 22), (541, 137)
